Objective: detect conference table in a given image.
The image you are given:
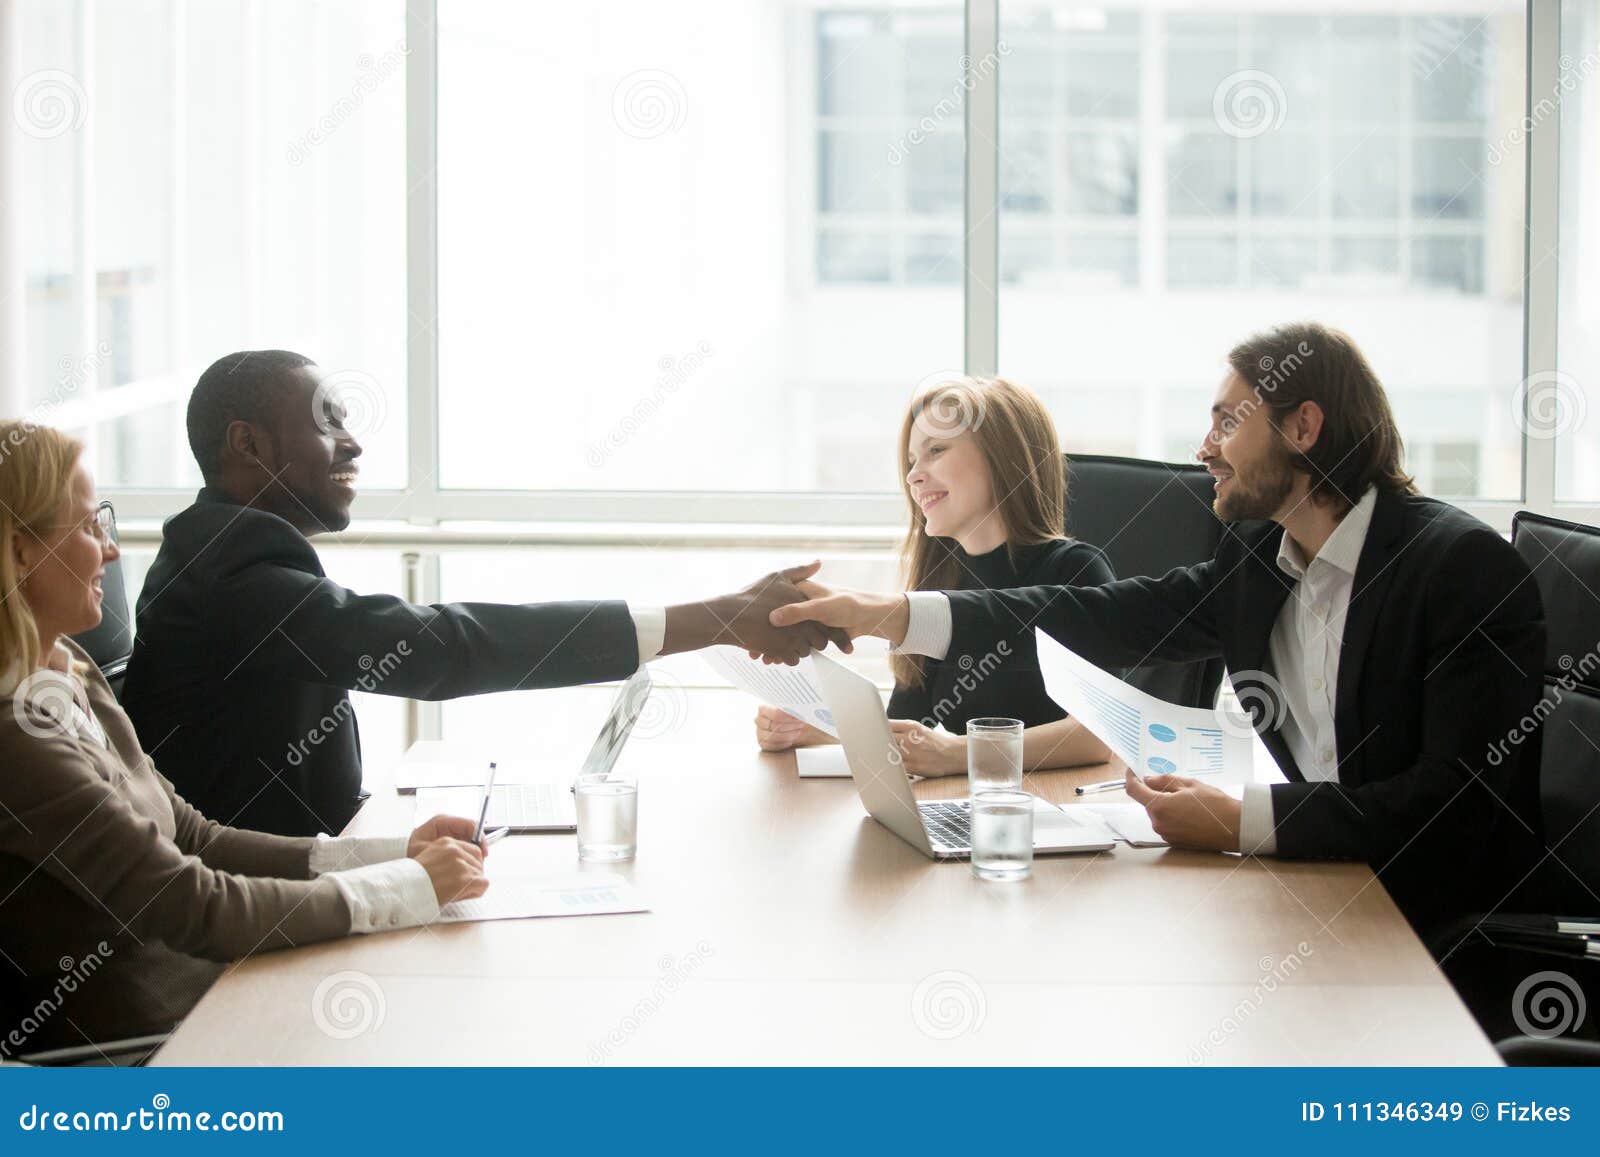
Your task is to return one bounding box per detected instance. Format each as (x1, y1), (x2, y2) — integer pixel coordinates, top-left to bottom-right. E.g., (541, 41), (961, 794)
(153, 684), (1498, 1065)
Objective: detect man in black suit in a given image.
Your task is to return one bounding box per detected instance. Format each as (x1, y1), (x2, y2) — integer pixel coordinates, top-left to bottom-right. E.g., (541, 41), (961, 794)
(122, 350), (849, 837)
(773, 322), (1546, 933)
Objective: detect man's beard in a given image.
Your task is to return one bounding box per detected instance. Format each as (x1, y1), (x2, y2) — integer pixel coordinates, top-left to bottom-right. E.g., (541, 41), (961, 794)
(1214, 447), (1297, 522)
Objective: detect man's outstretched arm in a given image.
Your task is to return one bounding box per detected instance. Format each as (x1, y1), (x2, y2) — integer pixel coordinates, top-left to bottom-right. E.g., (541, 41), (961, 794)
(771, 561), (1224, 673)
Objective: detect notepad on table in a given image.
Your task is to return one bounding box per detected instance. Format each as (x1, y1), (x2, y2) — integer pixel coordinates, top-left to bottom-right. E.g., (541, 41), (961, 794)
(795, 746), (852, 778)
(434, 872), (649, 924)
(1081, 803), (1168, 848)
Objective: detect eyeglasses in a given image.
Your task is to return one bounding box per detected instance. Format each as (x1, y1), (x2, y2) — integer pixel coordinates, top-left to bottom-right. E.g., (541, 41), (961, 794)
(36, 501), (117, 547)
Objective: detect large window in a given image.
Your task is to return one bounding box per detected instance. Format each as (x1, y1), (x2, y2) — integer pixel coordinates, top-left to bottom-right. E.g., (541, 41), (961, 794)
(999, 3), (1526, 499)
(8, 0), (1593, 526)
(1558, 0), (1600, 499)
(435, 0), (960, 495)
(13, 0), (408, 490)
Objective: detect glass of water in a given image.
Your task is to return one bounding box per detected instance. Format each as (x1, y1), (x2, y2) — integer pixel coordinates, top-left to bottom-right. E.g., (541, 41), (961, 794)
(967, 717), (1024, 796)
(575, 779), (638, 862)
(970, 790), (1033, 881)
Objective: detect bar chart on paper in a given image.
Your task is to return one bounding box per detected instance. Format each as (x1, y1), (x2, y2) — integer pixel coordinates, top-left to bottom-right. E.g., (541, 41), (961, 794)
(1033, 630), (1250, 780)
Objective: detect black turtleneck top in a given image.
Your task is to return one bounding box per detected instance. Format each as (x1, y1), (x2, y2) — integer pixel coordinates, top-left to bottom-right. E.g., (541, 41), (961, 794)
(885, 538), (1115, 733)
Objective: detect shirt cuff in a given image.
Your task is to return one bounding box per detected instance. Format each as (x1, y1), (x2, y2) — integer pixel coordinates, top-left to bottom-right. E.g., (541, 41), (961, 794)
(895, 592), (952, 659)
(628, 603), (666, 663)
(308, 834), (411, 875)
(1239, 783), (1278, 855)
(328, 858), (440, 934)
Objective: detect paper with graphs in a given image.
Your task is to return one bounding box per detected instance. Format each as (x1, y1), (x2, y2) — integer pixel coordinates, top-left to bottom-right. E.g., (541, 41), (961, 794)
(1034, 629), (1249, 780)
(700, 646), (839, 738)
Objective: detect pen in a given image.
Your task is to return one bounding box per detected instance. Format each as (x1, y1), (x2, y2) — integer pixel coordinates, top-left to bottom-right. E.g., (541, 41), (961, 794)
(472, 761), (497, 844)
(482, 826), (510, 846)
(1074, 777), (1127, 796)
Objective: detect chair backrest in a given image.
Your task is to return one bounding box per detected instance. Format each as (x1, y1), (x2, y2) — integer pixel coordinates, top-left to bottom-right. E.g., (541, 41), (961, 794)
(1062, 453), (1226, 708)
(1511, 510), (1600, 900)
(68, 503), (133, 698)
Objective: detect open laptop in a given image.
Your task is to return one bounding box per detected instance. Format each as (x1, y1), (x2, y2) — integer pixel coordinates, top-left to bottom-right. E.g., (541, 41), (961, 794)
(413, 666), (653, 832)
(809, 651), (1115, 858)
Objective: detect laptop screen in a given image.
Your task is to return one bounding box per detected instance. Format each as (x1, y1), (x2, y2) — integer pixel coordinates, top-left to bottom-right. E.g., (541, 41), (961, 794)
(578, 666), (654, 779)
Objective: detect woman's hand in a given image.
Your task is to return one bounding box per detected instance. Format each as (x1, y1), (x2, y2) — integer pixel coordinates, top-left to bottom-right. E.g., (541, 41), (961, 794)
(407, 813), (487, 858)
(414, 837), (489, 906)
(888, 719), (966, 777)
(754, 706), (833, 751)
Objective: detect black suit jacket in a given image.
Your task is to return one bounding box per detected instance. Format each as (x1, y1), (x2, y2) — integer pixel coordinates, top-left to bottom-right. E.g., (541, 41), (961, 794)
(887, 538), (1115, 732)
(122, 490), (640, 837)
(944, 490), (1546, 930)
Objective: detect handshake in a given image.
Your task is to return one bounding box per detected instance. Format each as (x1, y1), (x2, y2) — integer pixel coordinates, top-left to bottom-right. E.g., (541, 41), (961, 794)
(664, 560), (876, 665)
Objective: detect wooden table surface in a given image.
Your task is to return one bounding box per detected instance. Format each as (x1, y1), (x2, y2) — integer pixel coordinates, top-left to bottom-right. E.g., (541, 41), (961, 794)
(153, 686), (1496, 1066)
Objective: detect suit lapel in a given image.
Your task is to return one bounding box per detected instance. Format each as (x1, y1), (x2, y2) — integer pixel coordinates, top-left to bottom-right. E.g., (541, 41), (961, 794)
(1333, 491), (1407, 779)
(1229, 525), (1295, 684)
(1226, 526), (1298, 777)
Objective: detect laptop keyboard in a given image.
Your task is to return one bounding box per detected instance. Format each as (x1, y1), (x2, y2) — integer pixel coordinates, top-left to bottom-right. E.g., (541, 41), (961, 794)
(493, 783), (562, 826)
(918, 798), (1082, 850)
(919, 800), (974, 848)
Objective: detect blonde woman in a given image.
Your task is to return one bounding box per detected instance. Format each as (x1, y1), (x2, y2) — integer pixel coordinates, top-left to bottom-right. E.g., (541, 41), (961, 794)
(0, 422), (487, 1053)
(756, 377), (1114, 776)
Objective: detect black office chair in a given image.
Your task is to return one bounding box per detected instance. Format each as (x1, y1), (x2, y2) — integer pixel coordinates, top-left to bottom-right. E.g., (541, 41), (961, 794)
(15, 1034), (168, 1067)
(1433, 511), (1600, 1059)
(68, 502), (133, 699)
(1062, 453), (1227, 709)
(1513, 511), (1600, 901)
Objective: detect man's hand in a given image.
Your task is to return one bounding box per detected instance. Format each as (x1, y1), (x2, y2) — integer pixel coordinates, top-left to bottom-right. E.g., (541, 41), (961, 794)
(408, 813), (488, 857)
(768, 585), (911, 647)
(663, 562), (854, 665)
(888, 719), (966, 777)
(1124, 771), (1242, 852)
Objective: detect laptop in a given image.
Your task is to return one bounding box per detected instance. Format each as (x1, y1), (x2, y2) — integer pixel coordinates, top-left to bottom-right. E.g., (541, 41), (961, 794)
(809, 651), (1115, 859)
(413, 666), (653, 832)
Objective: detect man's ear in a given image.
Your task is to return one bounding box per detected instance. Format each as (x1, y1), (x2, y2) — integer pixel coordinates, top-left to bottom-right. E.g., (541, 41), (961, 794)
(1289, 400), (1326, 453)
(224, 419), (269, 470)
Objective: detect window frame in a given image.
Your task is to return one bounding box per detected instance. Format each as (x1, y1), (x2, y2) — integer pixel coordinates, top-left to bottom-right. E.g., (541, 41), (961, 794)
(91, 0), (1595, 535)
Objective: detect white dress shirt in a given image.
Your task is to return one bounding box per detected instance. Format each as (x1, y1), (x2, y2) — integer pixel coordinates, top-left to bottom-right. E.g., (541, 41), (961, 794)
(898, 488), (1379, 856)
(630, 605), (666, 663)
(1238, 487), (1377, 854)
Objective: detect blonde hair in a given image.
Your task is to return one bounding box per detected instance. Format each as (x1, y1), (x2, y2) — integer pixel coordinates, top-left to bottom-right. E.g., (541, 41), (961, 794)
(891, 376), (1067, 690)
(0, 422), (85, 675)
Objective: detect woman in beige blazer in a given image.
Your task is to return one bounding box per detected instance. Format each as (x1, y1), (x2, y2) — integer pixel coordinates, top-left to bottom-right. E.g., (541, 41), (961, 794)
(0, 421), (488, 1055)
